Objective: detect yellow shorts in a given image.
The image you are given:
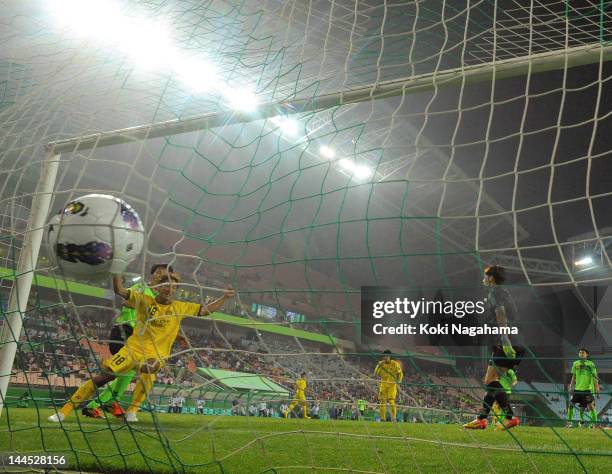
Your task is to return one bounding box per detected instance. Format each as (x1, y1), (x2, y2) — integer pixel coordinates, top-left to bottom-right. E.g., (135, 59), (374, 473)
(102, 345), (165, 374)
(293, 392), (306, 402)
(378, 384), (397, 401)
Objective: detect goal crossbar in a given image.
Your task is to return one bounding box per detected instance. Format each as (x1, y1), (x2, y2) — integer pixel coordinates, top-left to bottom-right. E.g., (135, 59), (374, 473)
(47, 43), (612, 154)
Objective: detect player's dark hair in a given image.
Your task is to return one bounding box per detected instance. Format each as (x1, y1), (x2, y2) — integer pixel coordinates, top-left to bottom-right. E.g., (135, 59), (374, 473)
(150, 263), (174, 275)
(579, 347), (589, 355)
(158, 273), (180, 284)
(301, 371), (306, 377)
(484, 265), (506, 284)
(383, 350), (392, 355)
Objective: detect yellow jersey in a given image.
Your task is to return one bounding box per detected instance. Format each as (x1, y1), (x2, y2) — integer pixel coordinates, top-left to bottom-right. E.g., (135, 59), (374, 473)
(125, 290), (201, 359)
(295, 378), (307, 394)
(374, 360), (403, 384)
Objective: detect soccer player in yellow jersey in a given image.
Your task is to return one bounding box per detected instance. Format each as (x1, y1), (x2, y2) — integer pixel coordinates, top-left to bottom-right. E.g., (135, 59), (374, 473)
(374, 350), (403, 422)
(49, 272), (235, 423)
(284, 372), (310, 419)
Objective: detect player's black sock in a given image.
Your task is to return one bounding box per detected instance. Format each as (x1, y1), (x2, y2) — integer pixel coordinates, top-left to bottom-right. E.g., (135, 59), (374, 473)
(478, 381), (503, 420)
(495, 390), (514, 419)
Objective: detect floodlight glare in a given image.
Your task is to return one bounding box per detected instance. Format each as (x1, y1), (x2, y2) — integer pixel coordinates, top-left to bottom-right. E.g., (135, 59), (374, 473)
(337, 159), (372, 180)
(175, 58), (219, 93)
(271, 116), (299, 136)
(49, 0), (124, 39)
(320, 146), (335, 159)
(339, 158), (351, 168)
(353, 164), (373, 180)
(132, 276), (142, 282)
(574, 256), (594, 267)
(226, 88), (258, 112)
(118, 21), (174, 70)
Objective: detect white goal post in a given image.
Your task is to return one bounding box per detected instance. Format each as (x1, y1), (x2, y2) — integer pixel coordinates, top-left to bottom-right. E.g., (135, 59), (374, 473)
(0, 152), (60, 415)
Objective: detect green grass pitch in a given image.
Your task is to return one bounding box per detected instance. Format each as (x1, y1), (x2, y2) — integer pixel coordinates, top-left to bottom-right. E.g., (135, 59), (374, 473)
(1, 409), (610, 473)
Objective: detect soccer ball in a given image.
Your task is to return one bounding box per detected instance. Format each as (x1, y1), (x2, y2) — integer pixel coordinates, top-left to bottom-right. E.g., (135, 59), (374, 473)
(46, 194), (144, 279)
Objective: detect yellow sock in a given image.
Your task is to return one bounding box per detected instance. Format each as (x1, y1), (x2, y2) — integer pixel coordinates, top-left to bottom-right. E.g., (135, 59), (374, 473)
(380, 403), (386, 421)
(127, 374), (154, 413)
(287, 400), (297, 413)
(492, 403), (501, 425)
(60, 380), (96, 417)
(303, 402), (308, 418)
(389, 400), (397, 420)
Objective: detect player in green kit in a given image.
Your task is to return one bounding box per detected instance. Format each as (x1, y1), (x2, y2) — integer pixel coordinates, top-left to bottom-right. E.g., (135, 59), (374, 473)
(566, 347), (600, 428)
(82, 264), (173, 418)
(357, 399), (367, 419)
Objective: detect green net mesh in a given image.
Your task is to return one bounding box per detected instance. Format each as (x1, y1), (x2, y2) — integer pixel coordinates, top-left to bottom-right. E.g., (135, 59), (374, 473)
(1, 0), (611, 473)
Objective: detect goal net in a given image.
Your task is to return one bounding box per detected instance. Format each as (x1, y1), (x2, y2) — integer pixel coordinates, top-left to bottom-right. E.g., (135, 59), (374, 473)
(1, 0), (611, 472)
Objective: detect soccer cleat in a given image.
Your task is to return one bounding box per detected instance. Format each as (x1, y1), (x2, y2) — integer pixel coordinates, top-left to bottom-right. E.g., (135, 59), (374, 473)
(110, 402), (126, 418)
(125, 411), (138, 422)
(48, 413), (65, 423)
(565, 422), (574, 428)
(82, 407), (103, 419)
(495, 417), (520, 431)
(304, 416), (311, 419)
(463, 418), (487, 429)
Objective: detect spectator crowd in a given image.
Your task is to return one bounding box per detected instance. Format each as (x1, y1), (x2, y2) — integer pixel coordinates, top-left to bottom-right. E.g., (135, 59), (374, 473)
(11, 300), (479, 420)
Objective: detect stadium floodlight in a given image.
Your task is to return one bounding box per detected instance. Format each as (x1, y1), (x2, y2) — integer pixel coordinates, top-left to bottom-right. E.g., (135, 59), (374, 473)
(574, 256), (594, 267)
(50, 1), (174, 70)
(353, 164), (373, 180)
(132, 276), (142, 282)
(118, 21), (174, 70)
(338, 158), (351, 169)
(224, 88), (258, 112)
(48, 0), (123, 39)
(338, 158), (372, 180)
(175, 58), (219, 93)
(319, 145), (335, 159)
(270, 116), (299, 136)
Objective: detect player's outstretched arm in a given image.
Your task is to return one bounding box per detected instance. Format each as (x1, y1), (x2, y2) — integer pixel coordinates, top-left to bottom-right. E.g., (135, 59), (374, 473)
(113, 274), (130, 300)
(198, 286), (236, 316)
